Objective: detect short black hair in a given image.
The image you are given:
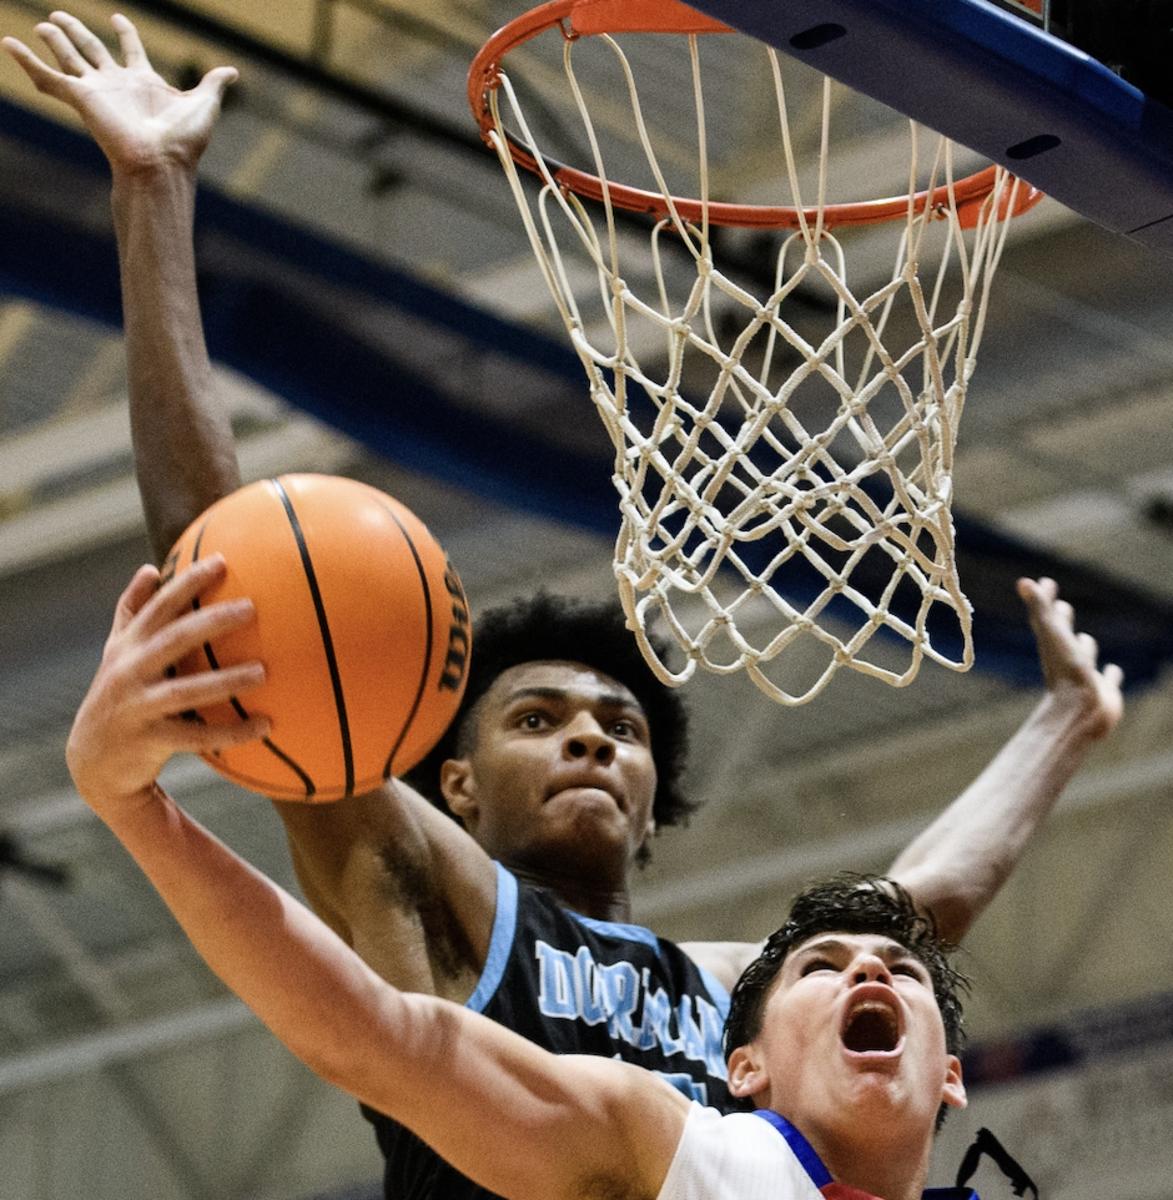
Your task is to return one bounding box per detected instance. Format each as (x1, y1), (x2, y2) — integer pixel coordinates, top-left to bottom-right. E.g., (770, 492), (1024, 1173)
(724, 874), (968, 1063)
(404, 594), (695, 860)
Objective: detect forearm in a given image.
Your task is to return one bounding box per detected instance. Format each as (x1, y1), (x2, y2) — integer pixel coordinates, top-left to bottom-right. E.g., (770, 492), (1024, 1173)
(95, 788), (655, 1200)
(112, 166), (240, 562)
(102, 784), (405, 1085)
(888, 690), (1105, 941)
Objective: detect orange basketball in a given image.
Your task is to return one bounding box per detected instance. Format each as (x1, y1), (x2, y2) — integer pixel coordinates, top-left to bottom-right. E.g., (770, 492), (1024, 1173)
(165, 474), (471, 802)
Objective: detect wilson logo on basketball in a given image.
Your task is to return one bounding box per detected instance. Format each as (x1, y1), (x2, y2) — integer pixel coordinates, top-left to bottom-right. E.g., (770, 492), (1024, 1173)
(439, 561), (470, 692)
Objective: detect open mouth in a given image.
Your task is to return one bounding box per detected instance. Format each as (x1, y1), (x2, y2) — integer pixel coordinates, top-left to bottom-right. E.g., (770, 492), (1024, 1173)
(841, 1002), (901, 1054)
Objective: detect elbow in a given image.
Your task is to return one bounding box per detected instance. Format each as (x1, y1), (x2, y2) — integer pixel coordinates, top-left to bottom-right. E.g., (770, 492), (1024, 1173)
(900, 869), (993, 944)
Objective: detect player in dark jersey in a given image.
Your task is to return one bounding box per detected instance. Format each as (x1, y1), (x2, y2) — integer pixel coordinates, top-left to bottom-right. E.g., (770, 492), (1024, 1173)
(6, 14), (1125, 1200)
(61, 628), (978, 1200)
(371, 861), (737, 1199)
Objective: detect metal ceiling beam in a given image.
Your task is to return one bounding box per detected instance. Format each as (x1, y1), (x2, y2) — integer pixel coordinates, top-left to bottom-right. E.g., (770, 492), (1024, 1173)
(0, 997), (252, 1094)
(0, 416), (354, 577)
(633, 744), (1173, 920)
(126, 0), (489, 163)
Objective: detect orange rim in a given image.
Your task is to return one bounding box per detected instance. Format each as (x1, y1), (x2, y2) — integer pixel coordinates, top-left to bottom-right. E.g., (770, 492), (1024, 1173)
(468, 0), (1045, 230)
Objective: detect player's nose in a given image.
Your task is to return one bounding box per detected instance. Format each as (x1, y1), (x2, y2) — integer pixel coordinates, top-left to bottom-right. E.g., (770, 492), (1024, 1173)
(562, 713), (616, 764)
(850, 952), (893, 986)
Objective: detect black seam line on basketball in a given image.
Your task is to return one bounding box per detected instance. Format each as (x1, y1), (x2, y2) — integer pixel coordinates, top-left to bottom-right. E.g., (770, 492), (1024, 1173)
(189, 519), (208, 612)
(191, 518), (252, 720)
(183, 519), (212, 719)
(198, 638), (253, 721)
(272, 477), (355, 797)
(192, 508), (317, 794)
(260, 736), (316, 798)
(377, 500), (434, 780)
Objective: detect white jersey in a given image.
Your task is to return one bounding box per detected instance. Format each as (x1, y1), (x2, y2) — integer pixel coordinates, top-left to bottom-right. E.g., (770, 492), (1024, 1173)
(658, 1104), (981, 1200)
(658, 1104), (825, 1200)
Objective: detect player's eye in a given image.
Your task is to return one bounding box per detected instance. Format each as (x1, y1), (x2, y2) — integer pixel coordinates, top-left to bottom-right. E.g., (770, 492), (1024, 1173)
(518, 710), (551, 730)
(892, 960), (927, 981)
(610, 714), (650, 742)
(800, 958), (835, 976)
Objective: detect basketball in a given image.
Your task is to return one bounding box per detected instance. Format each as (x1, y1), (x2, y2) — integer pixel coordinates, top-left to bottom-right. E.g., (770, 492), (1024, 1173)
(164, 474), (471, 802)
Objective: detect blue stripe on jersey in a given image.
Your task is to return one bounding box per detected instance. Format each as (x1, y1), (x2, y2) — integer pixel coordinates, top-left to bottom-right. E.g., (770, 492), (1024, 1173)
(752, 1113), (981, 1200)
(466, 863), (519, 1014)
(753, 1111), (833, 1188)
(561, 900), (731, 1021)
(573, 912), (661, 950)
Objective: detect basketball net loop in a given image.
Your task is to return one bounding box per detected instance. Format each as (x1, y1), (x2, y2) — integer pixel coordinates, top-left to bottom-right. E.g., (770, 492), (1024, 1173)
(472, 8), (1038, 703)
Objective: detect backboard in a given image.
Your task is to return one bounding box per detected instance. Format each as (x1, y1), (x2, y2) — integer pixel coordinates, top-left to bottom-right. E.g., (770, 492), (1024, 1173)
(684, 0), (1173, 252)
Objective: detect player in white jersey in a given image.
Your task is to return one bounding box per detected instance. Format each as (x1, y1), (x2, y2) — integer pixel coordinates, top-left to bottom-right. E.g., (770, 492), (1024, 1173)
(67, 560), (980, 1200)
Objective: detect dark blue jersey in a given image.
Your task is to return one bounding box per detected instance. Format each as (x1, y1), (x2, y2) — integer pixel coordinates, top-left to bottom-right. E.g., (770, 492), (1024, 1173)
(363, 863), (733, 1200)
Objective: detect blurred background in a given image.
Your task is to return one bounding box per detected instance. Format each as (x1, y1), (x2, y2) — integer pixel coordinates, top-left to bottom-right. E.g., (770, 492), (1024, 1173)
(0, 1), (1171, 1197)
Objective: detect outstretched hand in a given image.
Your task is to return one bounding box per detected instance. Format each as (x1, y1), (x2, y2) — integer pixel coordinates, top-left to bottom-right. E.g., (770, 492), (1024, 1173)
(2, 11), (236, 175)
(67, 556), (268, 823)
(1017, 576), (1124, 740)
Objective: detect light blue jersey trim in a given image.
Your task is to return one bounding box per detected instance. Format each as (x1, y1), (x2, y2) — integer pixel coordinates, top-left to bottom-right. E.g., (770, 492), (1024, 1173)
(572, 912), (730, 1019)
(574, 912), (660, 950)
(466, 863), (518, 1013)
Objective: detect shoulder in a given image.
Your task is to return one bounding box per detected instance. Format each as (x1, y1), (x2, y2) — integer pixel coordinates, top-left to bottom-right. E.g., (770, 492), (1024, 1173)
(659, 1108), (827, 1200)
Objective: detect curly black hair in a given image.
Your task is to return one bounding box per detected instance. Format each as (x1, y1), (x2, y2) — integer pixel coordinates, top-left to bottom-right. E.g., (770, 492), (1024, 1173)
(403, 594), (695, 861)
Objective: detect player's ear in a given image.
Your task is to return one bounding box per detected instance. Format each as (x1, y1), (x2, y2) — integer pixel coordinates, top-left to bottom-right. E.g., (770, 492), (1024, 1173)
(727, 1045), (768, 1101)
(440, 758), (478, 826)
(941, 1055), (966, 1111)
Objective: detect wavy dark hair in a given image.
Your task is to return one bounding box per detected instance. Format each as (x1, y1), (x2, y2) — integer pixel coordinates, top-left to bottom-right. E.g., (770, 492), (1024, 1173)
(724, 875), (968, 1126)
(404, 594), (695, 862)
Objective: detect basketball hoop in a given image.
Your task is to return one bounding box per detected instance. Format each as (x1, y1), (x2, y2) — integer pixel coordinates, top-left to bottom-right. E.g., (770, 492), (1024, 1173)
(469, 0), (1044, 703)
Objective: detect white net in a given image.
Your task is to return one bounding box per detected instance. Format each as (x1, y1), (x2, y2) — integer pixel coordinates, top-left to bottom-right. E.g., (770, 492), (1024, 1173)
(482, 27), (1024, 703)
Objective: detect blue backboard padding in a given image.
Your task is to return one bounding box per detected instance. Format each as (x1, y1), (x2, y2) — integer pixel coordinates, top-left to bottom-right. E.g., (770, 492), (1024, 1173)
(688, 0), (1173, 251)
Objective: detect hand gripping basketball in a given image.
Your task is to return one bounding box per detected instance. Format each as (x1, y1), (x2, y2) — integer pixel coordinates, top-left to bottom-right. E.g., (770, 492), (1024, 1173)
(165, 474), (472, 802)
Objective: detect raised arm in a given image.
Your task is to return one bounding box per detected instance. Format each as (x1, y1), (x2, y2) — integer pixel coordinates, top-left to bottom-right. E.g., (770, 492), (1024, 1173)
(66, 562), (684, 1200)
(5, 13), (499, 1002)
(887, 576), (1124, 942)
(3, 11), (240, 559)
(685, 576), (1124, 988)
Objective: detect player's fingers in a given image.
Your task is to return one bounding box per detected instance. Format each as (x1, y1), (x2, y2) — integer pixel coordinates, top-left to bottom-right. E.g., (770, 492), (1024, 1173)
(1054, 599), (1075, 630)
(109, 565), (163, 637)
(1077, 631), (1098, 661)
(197, 63), (238, 101)
(137, 596), (257, 679)
(1017, 575), (1057, 602)
(1, 35), (69, 92)
(47, 11), (115, 69)
(144, 661), (265, 717)
(1104, 663), (1125, 689)
(164, 713), (270, 755)
(110, 12), (147, 69)
(34, 20), (90, 75)
(131, 554), (227, 637)
(1016, 578), (1051, 642)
